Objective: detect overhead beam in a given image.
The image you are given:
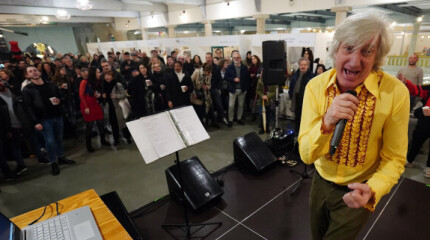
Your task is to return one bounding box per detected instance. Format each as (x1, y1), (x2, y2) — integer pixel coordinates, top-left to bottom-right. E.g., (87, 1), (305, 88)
(303, 10), (336, 17)
(270, 14), (326, 23)
(376, 4), (421, 17)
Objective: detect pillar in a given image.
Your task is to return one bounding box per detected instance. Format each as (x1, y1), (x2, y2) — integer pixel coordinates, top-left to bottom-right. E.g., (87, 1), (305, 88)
(331, 6), (352, 26)
(168, 25), (176, 38)
(203, 20), (213, 37)
(141, 28), (148, 40)
(253, 14), (269, 34)
(408, 22), (421, 56)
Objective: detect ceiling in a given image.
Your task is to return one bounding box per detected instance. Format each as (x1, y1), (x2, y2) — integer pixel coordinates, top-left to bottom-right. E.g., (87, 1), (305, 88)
(0, 0), (429, 33)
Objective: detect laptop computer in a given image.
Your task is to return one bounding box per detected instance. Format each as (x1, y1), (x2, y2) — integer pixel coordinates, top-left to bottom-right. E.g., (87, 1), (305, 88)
(0, 205), (103, 240)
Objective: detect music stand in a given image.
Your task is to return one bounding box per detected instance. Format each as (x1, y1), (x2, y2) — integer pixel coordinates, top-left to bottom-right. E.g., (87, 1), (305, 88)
(162, 151), (222, 239)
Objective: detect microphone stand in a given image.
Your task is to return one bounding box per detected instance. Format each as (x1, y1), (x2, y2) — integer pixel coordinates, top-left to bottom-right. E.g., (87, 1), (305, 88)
(289, 161), (311, 196)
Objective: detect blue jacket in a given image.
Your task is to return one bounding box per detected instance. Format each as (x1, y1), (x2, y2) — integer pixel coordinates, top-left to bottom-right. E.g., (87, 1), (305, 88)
(225, 63), (250, 93)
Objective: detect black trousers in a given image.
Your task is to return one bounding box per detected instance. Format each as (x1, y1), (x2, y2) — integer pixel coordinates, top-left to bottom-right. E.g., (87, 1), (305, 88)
(408, 119), (430, 167)
(85, 120), (105, 149)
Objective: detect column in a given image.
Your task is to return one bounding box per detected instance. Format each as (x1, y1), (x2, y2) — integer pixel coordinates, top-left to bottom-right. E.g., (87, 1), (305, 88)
(331, 6), (352, 26)
(113, 31), (128, 41)
(140, 28), (148, 40)
(203, 20), (213, 37)
(408, 22), (421, 56)
(168, 25), (176, 38)
(253, 14), (269, 34)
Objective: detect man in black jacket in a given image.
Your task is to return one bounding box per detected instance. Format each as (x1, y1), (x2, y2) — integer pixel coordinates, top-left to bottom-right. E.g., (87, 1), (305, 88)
(120, 52), (138, 83)
(166, 61), (193, 109)
(206, 52), (227, 125)
(22, 66), (75, 176)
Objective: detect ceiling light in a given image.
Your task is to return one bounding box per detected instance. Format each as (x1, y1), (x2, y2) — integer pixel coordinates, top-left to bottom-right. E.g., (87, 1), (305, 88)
(55, 9), (71, 20)
(41, 16), (49, 22)
(77, 0), (93, 10)
(240, 30), (246, 34)
(417, 16), (423, 22)
(184, 31), (189, 34)
(126, 20), (130, 28)
(307, 27), (311, 31)
(390, 21), (396, 28)
(134, 31), (141, 35)
(0, 34), (3, 38)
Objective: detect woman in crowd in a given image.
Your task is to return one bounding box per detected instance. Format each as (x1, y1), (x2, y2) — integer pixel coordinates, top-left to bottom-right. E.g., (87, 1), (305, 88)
(301, 48), (314, 72)
(149, 57), (165, 73)
(219, 58), (230, 114)
(79, 67), (108, 152)
(128, 63), (152, 118)
(314, 64), (326, 76)
(245, 51), (252, 67)
(90, 54), (100, 68)
(191, 62), (214, 126)
(41, 62), (55, 82)
(248, 55), (262, 120)
(102, 70), (131, 146)
(0, 69), (20, 95)
(191, 55), (203, 71)
(52, 67), (76, 136)
(79, 56), (90, 68)
(255, 71), (277, 134)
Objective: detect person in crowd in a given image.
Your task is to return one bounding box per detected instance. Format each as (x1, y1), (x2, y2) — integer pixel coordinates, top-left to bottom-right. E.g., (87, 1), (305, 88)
(248, 55), (262, 121)
(80, 68), (108, 152)
(150, 49), (165, 65)
(166, 61), (193, 109)
(245, 51), (252, 67)
(165, 56), (175, 73)
(0, 91), (18, 181)
(22, 66), (75, 176)
(64, 57), (76, 81)
(225, 51), (249, 127)
(131, 52), (140, 64)
(14, 60), (27, 83)
(107, 55), (120, 71)
(102, 70), (131, 146)
(215, 48), (223, 59)
(314, 63), (327, 76)
(171, 50), (178, 61)
(151, 63), (168, 111)
(397, 53), (423, 111)
(140, 51), (150, 68)
(90, 54), (100, 68)
(213, 57), (220, 65)
(0, 69), (21, 96)
(205, 52), (225, 126)
(101, 59), (127, 89)
(255, 72), (277, 134)
(128, 64), (152, 118)
(219, 58), (230, 117)
(302, 48), (314, 72)
(41, 62), (55, 82)
(178, 55), (193, 75)
(398, 74), (430, 177)
(191, 62), (215, 126)
(298, 12), (409, 239)
(35, 63), (43, 72)
(52, 67), (76, 137)
(191, 55), (203, 71)
(149, 56), (166, 73)
(79, 56), (90, 68)
(120, 52), (137, 83)
(289, 57), (314, 134)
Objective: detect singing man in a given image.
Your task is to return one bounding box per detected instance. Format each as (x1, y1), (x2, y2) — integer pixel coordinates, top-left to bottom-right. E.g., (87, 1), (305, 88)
(298, 12), (409, 239)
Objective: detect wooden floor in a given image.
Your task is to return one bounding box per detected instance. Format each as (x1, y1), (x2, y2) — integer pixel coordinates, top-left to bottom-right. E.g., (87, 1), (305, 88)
(130, 162), (430, 240)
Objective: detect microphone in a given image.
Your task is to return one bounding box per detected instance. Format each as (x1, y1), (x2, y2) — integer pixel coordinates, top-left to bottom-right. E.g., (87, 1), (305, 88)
(329, 90), (357, 156)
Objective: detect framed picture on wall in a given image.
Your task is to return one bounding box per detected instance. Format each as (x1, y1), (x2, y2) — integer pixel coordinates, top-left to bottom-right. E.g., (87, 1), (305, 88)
(211, 46), (224, 59)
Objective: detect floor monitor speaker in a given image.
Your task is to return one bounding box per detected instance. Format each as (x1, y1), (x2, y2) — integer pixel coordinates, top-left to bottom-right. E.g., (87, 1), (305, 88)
(165, 156), (224, 211)
(262, 40), (287, 85)
(233, 132), (277, 172)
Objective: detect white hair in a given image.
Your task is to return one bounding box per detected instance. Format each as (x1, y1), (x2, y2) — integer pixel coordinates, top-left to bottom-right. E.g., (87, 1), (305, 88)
(328, 11), (393, 71)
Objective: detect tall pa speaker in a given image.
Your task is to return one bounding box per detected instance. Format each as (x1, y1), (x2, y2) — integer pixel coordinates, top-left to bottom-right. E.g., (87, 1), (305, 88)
(262, 40), (287, 85)
(165, 156), (224, 211)
(234, 132), (277, 172)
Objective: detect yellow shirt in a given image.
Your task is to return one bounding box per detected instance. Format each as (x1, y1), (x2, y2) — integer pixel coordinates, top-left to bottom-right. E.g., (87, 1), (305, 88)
(298, 69), (410, 211)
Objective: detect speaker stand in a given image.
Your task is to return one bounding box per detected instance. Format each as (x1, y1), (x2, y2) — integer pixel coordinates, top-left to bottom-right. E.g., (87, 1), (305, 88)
(290, 163), (311, 196)
(162, 151), (222, 239)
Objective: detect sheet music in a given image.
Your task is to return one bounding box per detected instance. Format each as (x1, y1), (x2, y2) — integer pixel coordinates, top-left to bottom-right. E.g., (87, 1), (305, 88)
(126, 119), (159, 164)
(141, 112), (186, 158)
(170, 106), (210, 146)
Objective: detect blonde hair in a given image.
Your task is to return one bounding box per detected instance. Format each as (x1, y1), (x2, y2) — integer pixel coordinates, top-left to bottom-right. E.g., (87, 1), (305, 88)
(328, 11), (393, 71)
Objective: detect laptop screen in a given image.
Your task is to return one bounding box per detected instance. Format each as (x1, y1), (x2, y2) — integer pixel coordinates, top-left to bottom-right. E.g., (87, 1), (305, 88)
(0, 212), (21, 240)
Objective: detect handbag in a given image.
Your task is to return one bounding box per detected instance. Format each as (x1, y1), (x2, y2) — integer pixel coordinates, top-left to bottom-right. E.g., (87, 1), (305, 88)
(118, 98), (131, 119)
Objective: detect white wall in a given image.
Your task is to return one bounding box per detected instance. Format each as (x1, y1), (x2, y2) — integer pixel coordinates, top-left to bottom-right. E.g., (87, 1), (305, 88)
(3, 26), (78, 54)
(206, 0), (257, 21)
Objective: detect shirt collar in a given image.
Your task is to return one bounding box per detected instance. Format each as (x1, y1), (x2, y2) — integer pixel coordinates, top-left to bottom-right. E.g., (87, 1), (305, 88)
(324, 69), (381, 100)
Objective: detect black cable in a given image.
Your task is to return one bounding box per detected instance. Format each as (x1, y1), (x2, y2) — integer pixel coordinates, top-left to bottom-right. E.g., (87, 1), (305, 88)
(55, 202), (60, 216)
(27, 205), (47, 226)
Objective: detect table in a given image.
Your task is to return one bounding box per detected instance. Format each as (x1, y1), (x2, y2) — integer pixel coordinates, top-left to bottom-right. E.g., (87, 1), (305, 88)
(11, 189), (131, 240)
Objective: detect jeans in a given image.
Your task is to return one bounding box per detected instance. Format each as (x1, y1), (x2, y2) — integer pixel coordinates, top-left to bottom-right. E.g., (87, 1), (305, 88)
(22, 128), (43, 160)
(10, 128), (25, 167)
(40, 117), (65, 163)
(210, 88), (225, 120)
(228, 90), (246, 122)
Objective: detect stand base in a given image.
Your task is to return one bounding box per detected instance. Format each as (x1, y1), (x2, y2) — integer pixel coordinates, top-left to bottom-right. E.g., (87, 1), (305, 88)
(290, 164), (311, 196)
(162, 221), (222, 240)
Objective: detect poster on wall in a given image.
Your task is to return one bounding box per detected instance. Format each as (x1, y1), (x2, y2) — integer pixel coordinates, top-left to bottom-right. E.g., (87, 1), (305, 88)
(211, 46), (224, 59)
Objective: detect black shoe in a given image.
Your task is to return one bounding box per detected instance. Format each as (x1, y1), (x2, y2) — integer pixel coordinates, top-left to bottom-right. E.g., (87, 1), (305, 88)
(228, 121), (233, 128)
(14, 165), (27, 175)
(58, 157), (76, 165)
(126, 138), (132, 144)
(87, 146), (95, 153)
(101, 140), (110, 146)
(258, 129), (265, 135)
(51, 162), (60, 176)
(113, 141), (120, 146)
(90, 131), (98, 138)
(211, 123), (220, 129)
(5, 173), (19, 181)
(237, 120), (245, 125)
(38, 157), (50, 165)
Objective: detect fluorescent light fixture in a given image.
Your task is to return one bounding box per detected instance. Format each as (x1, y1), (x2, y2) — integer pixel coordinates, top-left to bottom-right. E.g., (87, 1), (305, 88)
(417, 16), (423, 22)
(77, 0), (93, 10)
(41, 16), (49, 22)
(56, 9), (71, 20)
(240, 30), (246, 33)
(184, 31), (189, 34)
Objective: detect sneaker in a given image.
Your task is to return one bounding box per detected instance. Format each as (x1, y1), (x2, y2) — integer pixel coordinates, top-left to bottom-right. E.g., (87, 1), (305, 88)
(14, 165), (27, 175)
(58, 156), (76, 165)
(38, 157), (50, 165)
(405, 162), (415, 168)
(51, 162), (60, 176)
(237, 119), (245, 125)
(424, 167), (430, 178)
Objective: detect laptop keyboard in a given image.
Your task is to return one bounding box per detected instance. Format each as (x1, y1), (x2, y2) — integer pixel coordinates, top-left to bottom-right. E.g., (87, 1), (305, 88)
(32, 215), (72, 240)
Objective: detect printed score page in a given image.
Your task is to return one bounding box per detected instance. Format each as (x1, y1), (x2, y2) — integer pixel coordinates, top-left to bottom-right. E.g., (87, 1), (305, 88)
(170, 106), (210, 146)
